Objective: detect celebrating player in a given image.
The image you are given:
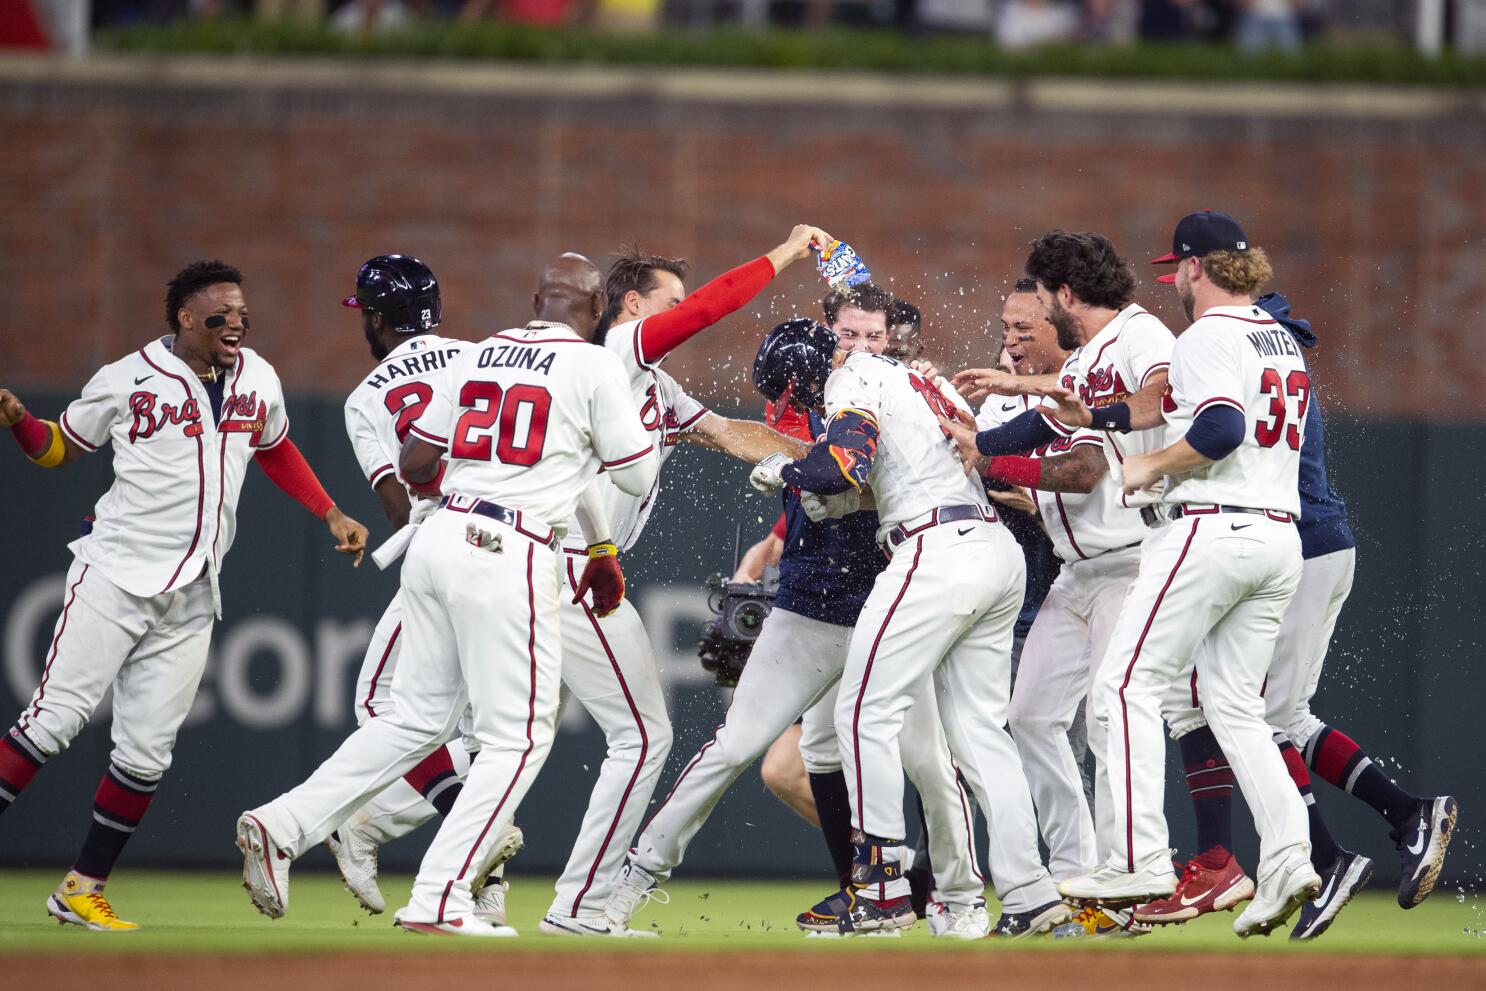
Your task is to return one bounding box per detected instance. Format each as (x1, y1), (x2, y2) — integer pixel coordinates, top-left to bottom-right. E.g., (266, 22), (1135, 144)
(743, 305), (1066, 937)
(237, 253), (657, 936)
(0, 260), (368, 930)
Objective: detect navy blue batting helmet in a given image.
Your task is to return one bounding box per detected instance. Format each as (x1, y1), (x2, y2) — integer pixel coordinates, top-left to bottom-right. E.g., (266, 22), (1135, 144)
(342, 254), (441, 334)
(753, 318), (836, 410)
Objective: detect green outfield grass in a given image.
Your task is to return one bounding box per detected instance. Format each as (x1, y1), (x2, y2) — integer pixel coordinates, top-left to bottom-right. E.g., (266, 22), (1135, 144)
(0, 870), (1482, 955)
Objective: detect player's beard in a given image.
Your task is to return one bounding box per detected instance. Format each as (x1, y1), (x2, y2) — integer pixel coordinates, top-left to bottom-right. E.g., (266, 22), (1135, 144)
(1178, 281), (1196, 323)
(364, 314), (389, 360)
(1047, 296), (1082, 351)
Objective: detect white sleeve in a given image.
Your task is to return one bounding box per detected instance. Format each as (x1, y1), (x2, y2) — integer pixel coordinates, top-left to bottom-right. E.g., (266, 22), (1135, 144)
(1124, 313), (1176, 389)
(574, 477), (613, 545)
(344, 400), (395, 489)
(653, 368), (709, 434)
(256, 367), (291, 450)
(589, 354), (657, 496)
(1171, 325), (1246, 416)
(823, 361), (880, 421)
(59, 366), (118, 452)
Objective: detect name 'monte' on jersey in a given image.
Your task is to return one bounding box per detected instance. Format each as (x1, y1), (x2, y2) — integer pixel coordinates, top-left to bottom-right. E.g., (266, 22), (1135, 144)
(408, 323), (652, 530)
(58, 337), (288, 607)
(824, 351), (988, 538)
(1040, 303), (1175, 509)
(344, 335), (467, 495)
(976, 391), (1146, 561)
(562, 317), (709, 552)
(1158, 304), (1309, 516)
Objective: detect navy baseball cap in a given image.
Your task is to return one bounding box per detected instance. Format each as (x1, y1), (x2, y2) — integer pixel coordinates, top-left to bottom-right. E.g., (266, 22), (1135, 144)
(1152, 211), (1249, 284)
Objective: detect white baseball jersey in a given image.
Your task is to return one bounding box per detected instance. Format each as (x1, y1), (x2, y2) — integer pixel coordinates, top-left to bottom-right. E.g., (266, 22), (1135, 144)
(1158, 304), (1308, 515)
(409, 322), (652, 530)
(57, 336), (288, 605)
(561, 317), (709, 552)
(978, 378), (1147, 562)
(1041, 304), (1175, 509)
(344, 334), (468, 494)
(823, 351), (988, 536)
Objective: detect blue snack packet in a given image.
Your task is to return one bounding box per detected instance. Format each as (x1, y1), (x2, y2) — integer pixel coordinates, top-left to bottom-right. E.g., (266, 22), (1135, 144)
(816, 240), (873, 289)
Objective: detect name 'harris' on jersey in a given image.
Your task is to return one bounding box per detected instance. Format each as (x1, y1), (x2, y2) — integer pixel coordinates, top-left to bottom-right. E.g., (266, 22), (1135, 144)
(562, 317), (709, 553)
(344, 335), (467, 492)
(408, 323), (653, 530)
(1160, 304), (1309, 516)
(823, 351), (988, 537)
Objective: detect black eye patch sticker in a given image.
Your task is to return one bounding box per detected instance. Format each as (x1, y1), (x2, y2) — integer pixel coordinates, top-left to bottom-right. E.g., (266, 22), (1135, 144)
(204, 315), (227, 329)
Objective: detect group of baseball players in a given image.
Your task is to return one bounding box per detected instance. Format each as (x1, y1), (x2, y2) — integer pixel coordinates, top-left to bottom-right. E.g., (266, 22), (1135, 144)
(0, 211), (1458, 943)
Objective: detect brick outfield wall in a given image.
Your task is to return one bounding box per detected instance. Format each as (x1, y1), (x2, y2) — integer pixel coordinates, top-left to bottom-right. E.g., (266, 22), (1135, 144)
(1, 58), (1484, 418)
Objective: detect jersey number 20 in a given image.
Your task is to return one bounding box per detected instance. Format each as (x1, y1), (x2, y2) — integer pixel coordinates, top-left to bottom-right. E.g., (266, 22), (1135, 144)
(1253, 369), (1310, 450)
(451, 381), (552, 466)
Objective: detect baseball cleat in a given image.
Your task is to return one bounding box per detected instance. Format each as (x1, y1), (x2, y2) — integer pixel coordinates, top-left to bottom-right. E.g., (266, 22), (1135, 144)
(394, 908), (517, 938)
(1290, 847), (1374, 941)
(1133, 847), (1255, 925)
(1058, 851), (1177, 908)
(1052, 904), (1150, 939)
(1393, 796), (1458, 909)
(989, 899), (1071, 938)
(1233, 858), (1321, 939)
(926, 898), (991, 940)
(236, 812), (290, 919)
(604, 860), (667, 932)
(46, 871), (139, 931)
(470, 824), (525, 894)
(797, 887), (853, 934)
(539, 912), (659, 938)
(473, 879), (510, 927)
(325, 824), (384, 915)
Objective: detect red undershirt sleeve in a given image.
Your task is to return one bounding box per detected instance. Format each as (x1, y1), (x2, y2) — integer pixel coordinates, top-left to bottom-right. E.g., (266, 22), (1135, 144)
(984, 455), (1042, 488)
(254, 438), (336, 520)
(770, 512), (787, 540)
(636, 256), (776, 365)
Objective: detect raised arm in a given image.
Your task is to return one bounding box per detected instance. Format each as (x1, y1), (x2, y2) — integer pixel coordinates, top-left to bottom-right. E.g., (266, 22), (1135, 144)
(683, 413), (811, 464)
(636, 224), (833, 365)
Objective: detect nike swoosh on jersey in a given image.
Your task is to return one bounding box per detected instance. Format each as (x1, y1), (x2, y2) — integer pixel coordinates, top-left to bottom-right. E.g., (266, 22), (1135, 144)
(134, 375), (153, 385)
(957, 527), (974, 536)
(1230, 523), (1252, 531)
(1001, 403), (1017, 411)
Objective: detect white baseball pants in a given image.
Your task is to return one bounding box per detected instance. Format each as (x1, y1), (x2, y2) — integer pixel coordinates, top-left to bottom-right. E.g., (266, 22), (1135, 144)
(545, 553), (673, 923)
(1096, 514), (1308, 884)
(839, 520), (1058, 913)
(1008, 546), (1140, 882)
(15, 559), (213, 781)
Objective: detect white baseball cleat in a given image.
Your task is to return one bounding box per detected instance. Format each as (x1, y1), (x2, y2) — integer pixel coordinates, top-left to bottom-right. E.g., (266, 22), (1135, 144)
(539, 912), (659, 938)
(236, 813), (291, 919)
(325, 823), (384, 915)
(394, 907), (517, 938)
(603, 860), (668, 933)
(1058, 851), (1178, 907)
(473, 880), (510, 927)
(927, 898), (991, 940)
(470, 825), (525, 892)
(1234, 858), (1322, 939)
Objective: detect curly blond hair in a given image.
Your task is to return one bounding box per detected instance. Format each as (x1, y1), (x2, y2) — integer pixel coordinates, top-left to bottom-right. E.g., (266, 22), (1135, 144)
(1201, 247), (1273, 296)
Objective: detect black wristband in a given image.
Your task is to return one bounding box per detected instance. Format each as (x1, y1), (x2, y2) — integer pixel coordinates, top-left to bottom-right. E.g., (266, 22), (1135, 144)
(1092, 402), (1132, 433)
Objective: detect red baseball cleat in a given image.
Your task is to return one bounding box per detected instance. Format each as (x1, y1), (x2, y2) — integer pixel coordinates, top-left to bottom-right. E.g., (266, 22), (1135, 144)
(1133, 847), (1255, 925)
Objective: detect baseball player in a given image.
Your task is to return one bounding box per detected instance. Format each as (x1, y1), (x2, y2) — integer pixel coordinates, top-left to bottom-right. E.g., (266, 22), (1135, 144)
(960, 278), (1152, 939)
(605, 290), (989, 940)
(238, 253), (657, 936)
(747, 319), (1066, 937)
(536, 227), (843, 935)
(1139, 255), (1457, 938)
(1043, 212), (1322, 938)
(0, 260), (368, 930)
(319, 254), (523, 923)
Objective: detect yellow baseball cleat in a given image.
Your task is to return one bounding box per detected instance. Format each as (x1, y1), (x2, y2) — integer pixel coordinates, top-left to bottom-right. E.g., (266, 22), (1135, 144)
(46, 871), (139, 931)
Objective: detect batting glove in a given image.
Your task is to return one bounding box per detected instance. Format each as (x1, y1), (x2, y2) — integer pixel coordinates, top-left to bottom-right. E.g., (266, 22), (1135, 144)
(749, 453), (790, 495)
(800, 489), (860, 522)
(572, 541), (625, 617)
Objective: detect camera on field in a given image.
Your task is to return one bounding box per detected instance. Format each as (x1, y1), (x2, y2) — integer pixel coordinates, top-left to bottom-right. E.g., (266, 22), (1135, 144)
(697, 573), (777, 688)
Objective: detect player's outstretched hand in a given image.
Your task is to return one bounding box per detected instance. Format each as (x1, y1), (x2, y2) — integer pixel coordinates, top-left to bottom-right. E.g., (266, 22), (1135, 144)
(749, 452), (790, 495)
(573, 543), (625, 617)
(987, 487), (1037, 515)
(1119, 452), (1163, 498)
(1035, 385), (1094, 428)
(952, 368), (1022, 402)
(936, 414), (986, 477)
(768, 225), (835, 270)
(326, 507), (369, 567)
(0, 389), (26, 428)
